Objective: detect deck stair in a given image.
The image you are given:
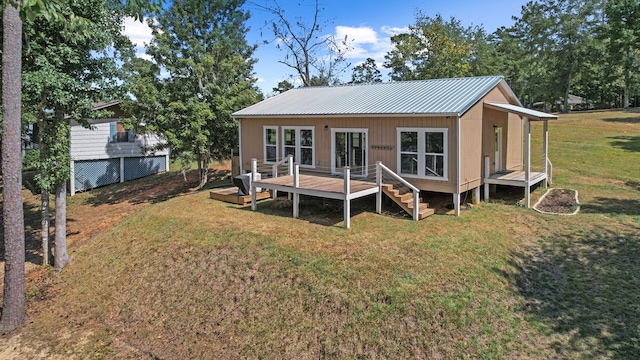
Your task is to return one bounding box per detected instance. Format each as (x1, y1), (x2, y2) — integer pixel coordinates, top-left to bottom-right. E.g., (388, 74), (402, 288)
(382, 184), (434, 220)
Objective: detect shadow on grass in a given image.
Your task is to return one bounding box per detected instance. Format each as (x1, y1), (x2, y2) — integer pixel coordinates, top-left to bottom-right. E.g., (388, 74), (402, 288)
(241, 194), (417, 227)
(80, 168), (232, 207)
(506, 224), (640, 358)
(580, 197), (640, 216)
(609, 136), (640, 152)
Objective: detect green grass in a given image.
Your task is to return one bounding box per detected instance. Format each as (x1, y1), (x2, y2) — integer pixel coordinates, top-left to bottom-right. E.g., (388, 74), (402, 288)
(13, 110), (640, 358)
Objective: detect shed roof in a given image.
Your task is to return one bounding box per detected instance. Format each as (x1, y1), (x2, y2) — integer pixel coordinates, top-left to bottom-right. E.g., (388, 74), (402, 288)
(234, 76), (519, 118)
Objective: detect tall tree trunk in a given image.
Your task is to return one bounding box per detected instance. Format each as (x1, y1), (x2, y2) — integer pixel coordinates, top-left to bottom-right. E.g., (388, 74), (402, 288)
(41, 190), (51, 266)
(0, 2), (27, 333)
(563, 70), (573, 114)
(38, 118), (51, 266)
(54, 181), (70, 271)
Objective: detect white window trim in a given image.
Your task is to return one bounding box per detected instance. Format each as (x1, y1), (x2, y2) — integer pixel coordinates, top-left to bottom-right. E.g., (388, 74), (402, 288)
(282, 126), (315, 168)
(397, 127), (448, 181)
(330, 128), (369, 177)
(263, 125), (278, 164)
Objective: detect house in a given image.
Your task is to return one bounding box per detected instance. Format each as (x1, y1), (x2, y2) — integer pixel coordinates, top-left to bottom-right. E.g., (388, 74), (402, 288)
(232, 76), (557, 219)
(69, 100), (169, 195)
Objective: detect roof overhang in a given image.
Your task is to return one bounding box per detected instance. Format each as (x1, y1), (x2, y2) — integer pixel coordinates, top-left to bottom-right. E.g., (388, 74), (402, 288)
(232, 112), (460, 120)
(484, 102), (558, 121)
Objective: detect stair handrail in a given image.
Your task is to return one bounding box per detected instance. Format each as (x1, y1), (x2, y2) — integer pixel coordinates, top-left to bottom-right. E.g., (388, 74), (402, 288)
(547, 158), (553, 185)
(376, 161), (420, 221)
(272, 154), (294, 178)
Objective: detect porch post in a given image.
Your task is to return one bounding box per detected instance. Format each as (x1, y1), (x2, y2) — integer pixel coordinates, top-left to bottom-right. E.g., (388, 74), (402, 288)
(376, 161), (382, 214)
(484, 155), (490, 201)
(343, 166), (351, 229)
(453, 193), (460, 216)
(251, 158), (258, 211)
(70, 160), (76, 196)
(120, 157), (125, 183)
(543, 119), (549, 188)
(525, 119), (531, 208)
(293, 163), (300, 218)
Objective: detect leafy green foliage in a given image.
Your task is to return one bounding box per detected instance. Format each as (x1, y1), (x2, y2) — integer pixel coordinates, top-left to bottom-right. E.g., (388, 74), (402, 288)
(350, 58), (382, 84)
(384, 12), (495, 80)
(125, 0), (261, 187)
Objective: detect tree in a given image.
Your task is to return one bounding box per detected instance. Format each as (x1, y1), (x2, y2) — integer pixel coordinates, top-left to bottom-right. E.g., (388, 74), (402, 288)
(509, 0), (599, 112)
(350, 58), (382, 84)
(272, 79), (294, 94)
(256, 0), (350, 86)
(126, 0), (260, 188)
(384, 12), (476, 80)
(0, 0), (26, 333)
(20, 0), (153, 271)
(604, 0), (640, 108)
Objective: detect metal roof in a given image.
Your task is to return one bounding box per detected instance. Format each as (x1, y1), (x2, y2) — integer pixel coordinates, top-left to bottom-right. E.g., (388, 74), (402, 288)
(233, 76), (516, 118)
(484, 102), (558, 121)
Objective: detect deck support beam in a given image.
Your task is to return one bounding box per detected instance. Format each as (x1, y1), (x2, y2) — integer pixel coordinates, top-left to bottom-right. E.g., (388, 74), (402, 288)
(543, 119), (549, 188)
(376, 162), (382, 214)
(524, 119), (531, 208)
(472, 186), (480, 204)
(250, 158), (258, 211)
(293, 164), (300, 218)
(453, 193), (461, 216)
(483, 156), (490, 201)
(343, 166), (351, 229)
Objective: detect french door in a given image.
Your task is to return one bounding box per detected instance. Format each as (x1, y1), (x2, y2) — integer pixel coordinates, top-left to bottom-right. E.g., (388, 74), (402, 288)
(332, 129), (367, 176)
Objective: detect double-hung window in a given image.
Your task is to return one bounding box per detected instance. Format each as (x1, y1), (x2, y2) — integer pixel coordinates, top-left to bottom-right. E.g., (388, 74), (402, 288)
(264, 126), (278, 163)
(397, 128), (447, 180)
(282, 126), (314, 167)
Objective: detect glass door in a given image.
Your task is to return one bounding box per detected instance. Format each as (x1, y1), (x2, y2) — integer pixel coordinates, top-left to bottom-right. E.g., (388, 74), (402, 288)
(332, 129), (367, 176)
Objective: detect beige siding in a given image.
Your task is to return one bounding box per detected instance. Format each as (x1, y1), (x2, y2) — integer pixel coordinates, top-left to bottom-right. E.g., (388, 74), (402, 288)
(240, 116), (458, 193)
(460, 100), (484, 191)
(479, 87), (523, 177)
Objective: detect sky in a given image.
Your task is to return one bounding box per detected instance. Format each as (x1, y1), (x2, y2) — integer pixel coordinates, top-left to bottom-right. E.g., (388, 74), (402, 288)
(123, 0), (531, 96)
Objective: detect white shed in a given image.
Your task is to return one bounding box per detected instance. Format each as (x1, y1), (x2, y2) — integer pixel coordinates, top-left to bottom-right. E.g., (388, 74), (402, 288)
(69, 101), (169, 195)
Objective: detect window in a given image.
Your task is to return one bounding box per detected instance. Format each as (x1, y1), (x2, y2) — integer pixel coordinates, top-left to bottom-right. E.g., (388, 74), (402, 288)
(331, 128), (368, 176)
(110, 121), (134, 143)
(264, 126), (278, 163)
(282, 126), (314, 167)
(397, 128), (447, 180)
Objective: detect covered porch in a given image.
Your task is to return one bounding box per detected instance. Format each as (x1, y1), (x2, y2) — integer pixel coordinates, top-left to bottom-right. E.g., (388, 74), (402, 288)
(483, 102), (558, 207)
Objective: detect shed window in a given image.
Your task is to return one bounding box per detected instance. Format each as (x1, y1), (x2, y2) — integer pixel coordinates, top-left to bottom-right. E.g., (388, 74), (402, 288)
(110, 121), (134, 143)
(264, 126), (278, 163)
(397, 128), (447, 180)
(282, 126), (314, 167)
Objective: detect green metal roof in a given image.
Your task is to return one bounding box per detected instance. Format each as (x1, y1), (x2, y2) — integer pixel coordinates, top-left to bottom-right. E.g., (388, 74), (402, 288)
(233, 76), (519, 118)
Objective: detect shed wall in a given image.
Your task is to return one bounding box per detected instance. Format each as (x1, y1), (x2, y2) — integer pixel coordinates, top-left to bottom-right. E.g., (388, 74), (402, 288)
(70, 118), (168, 161)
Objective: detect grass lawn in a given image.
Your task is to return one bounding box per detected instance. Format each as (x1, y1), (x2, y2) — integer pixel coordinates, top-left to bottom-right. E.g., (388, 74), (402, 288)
(2, 110), (640, 358)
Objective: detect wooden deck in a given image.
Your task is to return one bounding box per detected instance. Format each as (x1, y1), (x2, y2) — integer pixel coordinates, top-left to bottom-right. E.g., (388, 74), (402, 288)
(484, 170), (547, 187)
(252, 174), (378, 200)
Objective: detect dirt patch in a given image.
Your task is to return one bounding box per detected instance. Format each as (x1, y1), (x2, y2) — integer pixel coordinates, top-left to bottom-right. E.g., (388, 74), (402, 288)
(534, 188), (579, 215)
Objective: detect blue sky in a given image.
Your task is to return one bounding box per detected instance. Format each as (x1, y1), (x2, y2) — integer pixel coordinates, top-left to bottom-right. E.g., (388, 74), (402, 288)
(123, 0), (530, 95)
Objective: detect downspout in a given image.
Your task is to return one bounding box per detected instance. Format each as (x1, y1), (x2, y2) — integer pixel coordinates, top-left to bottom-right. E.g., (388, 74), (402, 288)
(455, 115), (461, 216)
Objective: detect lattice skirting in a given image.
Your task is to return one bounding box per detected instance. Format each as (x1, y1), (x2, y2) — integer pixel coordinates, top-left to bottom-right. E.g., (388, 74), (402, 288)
(73, 156), (167, 193)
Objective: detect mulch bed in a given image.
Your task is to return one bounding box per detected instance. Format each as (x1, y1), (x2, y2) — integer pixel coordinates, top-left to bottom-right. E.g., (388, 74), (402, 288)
(534, 188), (580, 215)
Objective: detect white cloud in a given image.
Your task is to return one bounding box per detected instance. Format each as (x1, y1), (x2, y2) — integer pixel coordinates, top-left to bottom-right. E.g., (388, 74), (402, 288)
(122, 17), (153, 59)
(331, 25), (410, 64)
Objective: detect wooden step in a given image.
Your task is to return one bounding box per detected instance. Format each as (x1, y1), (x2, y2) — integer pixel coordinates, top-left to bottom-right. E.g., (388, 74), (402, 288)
(381, 183), (434, 220)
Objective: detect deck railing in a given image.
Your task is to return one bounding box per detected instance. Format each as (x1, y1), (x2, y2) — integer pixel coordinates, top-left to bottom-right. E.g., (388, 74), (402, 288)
(376, 161), (420, 221)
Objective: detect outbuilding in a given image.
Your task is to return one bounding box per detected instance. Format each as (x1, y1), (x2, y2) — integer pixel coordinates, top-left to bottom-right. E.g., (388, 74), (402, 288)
(69, 100), (169, 195)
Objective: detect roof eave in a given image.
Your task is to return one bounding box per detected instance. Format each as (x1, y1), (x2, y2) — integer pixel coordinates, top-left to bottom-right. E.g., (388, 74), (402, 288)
(232, 112), (461, 120)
